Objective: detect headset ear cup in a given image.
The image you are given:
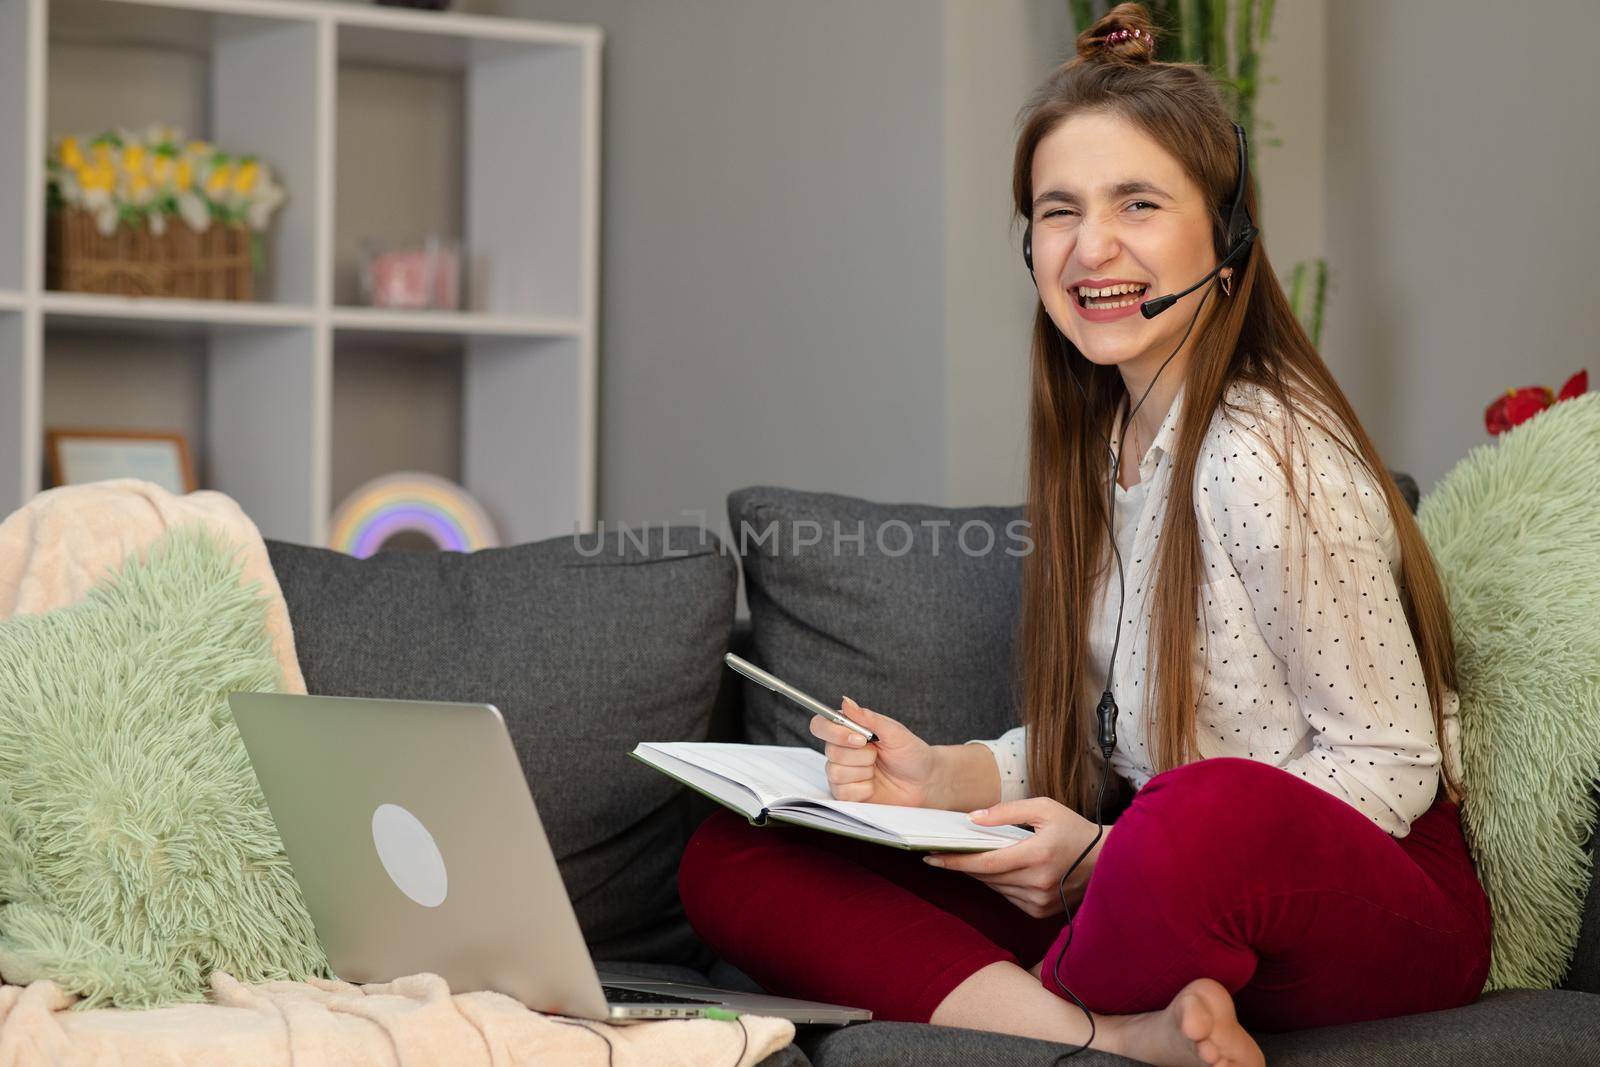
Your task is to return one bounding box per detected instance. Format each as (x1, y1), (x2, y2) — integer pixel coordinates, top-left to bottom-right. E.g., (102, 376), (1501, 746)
(1023, 223), (1033, 274)
(1209, 124), (1258, 278)
(1227, 123), (1255, 254)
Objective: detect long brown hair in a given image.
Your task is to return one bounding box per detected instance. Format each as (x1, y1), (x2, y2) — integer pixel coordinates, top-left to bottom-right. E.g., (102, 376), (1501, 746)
(1014, 3), (1461, 816)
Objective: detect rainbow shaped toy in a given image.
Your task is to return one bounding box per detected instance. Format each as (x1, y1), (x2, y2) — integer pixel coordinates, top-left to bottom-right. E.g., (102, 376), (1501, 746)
(328, 472), (500, 557)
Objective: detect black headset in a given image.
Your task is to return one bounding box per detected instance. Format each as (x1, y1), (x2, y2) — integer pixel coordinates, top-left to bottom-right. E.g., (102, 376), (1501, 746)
(1025, 122), (1258, 1061)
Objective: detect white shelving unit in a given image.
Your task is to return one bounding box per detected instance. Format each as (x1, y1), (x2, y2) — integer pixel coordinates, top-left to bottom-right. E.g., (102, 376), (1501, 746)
(0, 0), (600, 545)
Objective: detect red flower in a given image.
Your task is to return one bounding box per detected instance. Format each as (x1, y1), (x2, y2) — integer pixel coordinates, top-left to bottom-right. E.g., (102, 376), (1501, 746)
(1486, 371), (1588, 435)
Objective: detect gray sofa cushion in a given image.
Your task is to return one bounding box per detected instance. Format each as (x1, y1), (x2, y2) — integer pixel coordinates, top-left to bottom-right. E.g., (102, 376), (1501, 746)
(797, 989), (1600, 1066)
(265, 526), (736, 966)
(799, 1020), (1141, 1066)
(1251, 988), (1600, 1065)
(728, 486), (1025, 749)
(1391, 470), (1420, 514)
(1564, 796), (1600, 993)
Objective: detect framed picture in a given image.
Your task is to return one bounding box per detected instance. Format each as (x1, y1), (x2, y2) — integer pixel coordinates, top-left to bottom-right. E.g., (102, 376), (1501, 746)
(45, 429), (197, 495)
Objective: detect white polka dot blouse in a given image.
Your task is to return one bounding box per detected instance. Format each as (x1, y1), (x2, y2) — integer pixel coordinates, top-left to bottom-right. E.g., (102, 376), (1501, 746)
(967, 378), (1461, 838)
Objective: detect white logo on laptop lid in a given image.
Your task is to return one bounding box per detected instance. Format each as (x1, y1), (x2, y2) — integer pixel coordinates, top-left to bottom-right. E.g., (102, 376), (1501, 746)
(371, 803), (448, 908)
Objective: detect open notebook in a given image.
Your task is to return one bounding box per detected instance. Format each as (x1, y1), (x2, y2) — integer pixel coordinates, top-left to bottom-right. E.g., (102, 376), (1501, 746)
(631, 741), (1033, 852)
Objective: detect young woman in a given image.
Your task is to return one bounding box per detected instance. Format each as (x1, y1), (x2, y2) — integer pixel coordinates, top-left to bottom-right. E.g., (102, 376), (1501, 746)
(678, 6), (1490, 1065)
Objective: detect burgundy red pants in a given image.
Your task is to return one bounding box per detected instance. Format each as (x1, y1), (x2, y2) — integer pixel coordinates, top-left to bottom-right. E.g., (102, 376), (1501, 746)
(677, 756), (1492, 1032)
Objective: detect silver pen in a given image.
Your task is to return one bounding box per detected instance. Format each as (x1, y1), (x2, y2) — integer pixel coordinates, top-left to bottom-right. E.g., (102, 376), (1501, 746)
(723, 653), (879, 742)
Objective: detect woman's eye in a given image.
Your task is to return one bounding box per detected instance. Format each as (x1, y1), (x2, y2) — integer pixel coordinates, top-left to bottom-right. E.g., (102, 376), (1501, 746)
(1041, 201), (1155, 221)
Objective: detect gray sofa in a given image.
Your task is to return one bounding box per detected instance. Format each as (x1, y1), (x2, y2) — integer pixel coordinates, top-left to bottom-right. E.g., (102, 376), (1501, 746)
(264, 477), (1600, 1065)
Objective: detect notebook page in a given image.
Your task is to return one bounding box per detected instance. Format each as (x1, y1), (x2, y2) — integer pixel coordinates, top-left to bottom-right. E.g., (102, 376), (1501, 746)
(770, 806), (901, 844)
(782, 798), (1034, 848)
(773, 806), (1027, 851)
(638, 742), (831, 809)
(636, 742), (1033, 848)
(631, 744), (764, 819)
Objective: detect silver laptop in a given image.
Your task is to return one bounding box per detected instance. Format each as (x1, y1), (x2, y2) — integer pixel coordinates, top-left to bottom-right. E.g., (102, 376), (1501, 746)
(228, 691), (870, 1025)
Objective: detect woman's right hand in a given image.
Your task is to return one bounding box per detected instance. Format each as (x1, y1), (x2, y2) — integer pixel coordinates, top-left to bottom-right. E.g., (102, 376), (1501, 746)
(810, 697), (936, 807)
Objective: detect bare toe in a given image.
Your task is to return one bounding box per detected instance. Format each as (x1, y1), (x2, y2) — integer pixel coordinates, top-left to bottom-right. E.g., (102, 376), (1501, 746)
(1171, 979), (1263, 1067)
(1110, 977), (1264, 1067)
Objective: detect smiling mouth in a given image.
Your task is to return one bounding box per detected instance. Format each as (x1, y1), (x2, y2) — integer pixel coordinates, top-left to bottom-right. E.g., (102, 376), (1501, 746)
(1074, 284), (1149, 309)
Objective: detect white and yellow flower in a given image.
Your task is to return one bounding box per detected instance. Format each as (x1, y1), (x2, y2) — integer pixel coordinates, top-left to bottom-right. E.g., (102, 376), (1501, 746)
(47, 125), (287, 237)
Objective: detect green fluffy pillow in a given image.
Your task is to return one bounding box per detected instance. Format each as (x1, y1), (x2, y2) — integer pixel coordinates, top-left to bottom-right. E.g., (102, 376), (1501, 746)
(0, 525), (328, 1008)
(1418, 392), (1600, 990)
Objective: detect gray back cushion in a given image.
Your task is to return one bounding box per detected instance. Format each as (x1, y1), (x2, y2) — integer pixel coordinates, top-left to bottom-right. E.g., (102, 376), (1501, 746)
(265, 526), (736, 967)
(728, 486), (1025, 749)
(1564, 792), (1600, 993)
(1391, 470), (1420, 514)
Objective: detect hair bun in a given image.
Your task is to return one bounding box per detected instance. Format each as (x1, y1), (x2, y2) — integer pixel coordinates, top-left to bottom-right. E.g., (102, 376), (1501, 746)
(1075, 2), (1160, 65)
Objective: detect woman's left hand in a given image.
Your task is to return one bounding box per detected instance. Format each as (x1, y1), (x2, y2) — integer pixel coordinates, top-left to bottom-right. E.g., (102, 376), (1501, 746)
(922, 797), (1108, 918)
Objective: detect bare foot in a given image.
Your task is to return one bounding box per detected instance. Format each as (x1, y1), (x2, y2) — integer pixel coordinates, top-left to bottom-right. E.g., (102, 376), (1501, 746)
(1102, 978), (1264, 1067)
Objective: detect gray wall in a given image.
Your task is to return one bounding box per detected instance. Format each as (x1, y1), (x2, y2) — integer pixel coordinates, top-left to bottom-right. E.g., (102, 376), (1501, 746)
(1321, 0), (1600, 492)
(942, 0), (1072, 508)
(499, 0), (950, 534)
(65, 1), (1588, 536)
(296, 0), (1344, 536)
(494, 0), (1345, 526)
(523, 0), (1597, 511)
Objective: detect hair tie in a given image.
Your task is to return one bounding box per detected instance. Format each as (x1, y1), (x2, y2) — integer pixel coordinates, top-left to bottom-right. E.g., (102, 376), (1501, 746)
(1101, 27), (1152, 49)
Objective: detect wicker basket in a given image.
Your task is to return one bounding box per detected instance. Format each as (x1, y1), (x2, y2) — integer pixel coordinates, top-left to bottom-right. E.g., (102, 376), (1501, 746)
(46, 207), (254, 301)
